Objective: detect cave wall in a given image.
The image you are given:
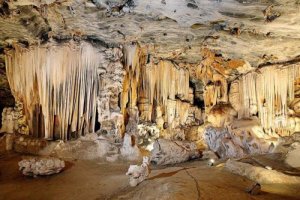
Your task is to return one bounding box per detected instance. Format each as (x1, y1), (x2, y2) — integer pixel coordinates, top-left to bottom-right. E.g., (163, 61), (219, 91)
(2, 41), (300, 142)
(2, 41), (126, 140)
(229, 64), (300, 136)
(1, 41), (205, 140)
(0, 53), (15, 129)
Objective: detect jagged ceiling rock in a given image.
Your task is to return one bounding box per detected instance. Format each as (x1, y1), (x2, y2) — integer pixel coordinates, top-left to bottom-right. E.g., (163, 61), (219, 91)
(0, 0), (298, 66)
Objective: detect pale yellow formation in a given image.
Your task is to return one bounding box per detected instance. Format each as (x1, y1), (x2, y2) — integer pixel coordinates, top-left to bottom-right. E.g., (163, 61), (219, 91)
(5, 42), (101, 140)
(239, 65), (300, 134)
(141, 60), (190, 125)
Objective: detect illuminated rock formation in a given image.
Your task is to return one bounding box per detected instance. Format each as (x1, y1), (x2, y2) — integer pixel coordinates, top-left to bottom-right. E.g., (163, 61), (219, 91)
(204, 118), (278, 158)
(5, 42), (102, 140)
(150, 139), (201, 165)
(207, 104), (237, 127)
(235, 65), (300, 136)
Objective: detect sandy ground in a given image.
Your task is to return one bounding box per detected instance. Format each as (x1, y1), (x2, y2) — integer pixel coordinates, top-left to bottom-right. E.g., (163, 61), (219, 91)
(0, 153), (300, 200)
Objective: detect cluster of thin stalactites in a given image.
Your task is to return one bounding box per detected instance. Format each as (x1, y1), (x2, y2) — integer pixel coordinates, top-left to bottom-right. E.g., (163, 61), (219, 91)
(5, 41), (300, 140)
(5, 42), (100, 140)
(238, 65), (300, 132)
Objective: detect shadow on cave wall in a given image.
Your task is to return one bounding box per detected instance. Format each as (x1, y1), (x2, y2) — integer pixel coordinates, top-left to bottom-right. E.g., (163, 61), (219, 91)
(0, 53), (15, 128)
(190, 78), (204, 109)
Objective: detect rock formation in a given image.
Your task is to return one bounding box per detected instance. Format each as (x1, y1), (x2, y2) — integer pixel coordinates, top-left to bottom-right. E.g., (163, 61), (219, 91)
(150, 139), (201, 165)
(126, 156), (150, 187)
(18, 157), (65, 177)
(120, 133), (141, 161)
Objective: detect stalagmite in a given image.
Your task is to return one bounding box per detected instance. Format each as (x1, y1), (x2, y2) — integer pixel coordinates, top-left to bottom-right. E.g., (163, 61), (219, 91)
(0, 107), (14, 134)
(120, 133), (141, 161)
(5, 42), (102, 140)
(126, 156), (150, 187)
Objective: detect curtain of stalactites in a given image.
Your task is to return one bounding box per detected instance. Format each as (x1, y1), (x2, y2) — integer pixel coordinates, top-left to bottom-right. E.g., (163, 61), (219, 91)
(5, 42), (101, 140)
(239, 65), (300, 132)
(141, 60), (190, 122)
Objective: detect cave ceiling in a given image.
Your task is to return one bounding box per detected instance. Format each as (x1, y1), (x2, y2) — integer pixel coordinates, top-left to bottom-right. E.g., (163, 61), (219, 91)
(1, 0), (300, 64)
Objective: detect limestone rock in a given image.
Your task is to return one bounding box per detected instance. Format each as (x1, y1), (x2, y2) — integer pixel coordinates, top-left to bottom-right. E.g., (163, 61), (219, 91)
(18, 157), (65, 177)
(186, 106), (203, 126)
(160, 127), (185, 141)
(0, 133), (14, 153)
(0, 107), (14, 133)
(285, 142), (300, 168)
(125, 107), (139, 136)
(120, 133), (141, 161)
(207, 104), (237, 127)
(137, 124), (159, 151)
(14, 135), (49, 155)
(51, 134), (118, 160)
(126, 156), (150, 187)
(225, 159), (300, 184)
(150, 139), (201, 165)
(204, 123), (275, 158)
(0, 102), (29, 135)
(202, 150), (219, 160)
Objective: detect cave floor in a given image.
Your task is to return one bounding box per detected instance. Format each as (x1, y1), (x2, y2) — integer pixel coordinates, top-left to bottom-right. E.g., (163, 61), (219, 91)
(0, 153), (299, 200)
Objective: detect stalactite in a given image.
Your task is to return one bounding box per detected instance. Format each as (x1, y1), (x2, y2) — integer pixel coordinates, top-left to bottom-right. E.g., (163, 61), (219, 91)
(5, 42), (101, 140)
(239, 64), (300, 134)
(142, 61), (189, 106)
(240, 72), (257, 118)
(121, 44), (143, 118)
(203, 73), (228, 113)
(140, 60), (190, 125)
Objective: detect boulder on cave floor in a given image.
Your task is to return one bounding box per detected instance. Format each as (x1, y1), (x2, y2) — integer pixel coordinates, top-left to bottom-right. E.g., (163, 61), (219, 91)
(150, 139), (201, 165)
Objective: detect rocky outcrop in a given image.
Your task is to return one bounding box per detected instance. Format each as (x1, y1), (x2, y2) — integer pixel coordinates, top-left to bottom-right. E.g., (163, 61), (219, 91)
(137, 123), (159, 150)
(150, 139), (201, 165)
(18, 157), (65, 177)
(126, 156), (150, 187)
(14, 134), (49, 155)
(204, 120), (276, 158)
(225, 159), (300, 184)
(97, 47), (125, 140)
(285, 142), (300, 168)
(0, 102), (29, 135)
(207, 104), (237, 127)
(120, 133), (141, 161)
